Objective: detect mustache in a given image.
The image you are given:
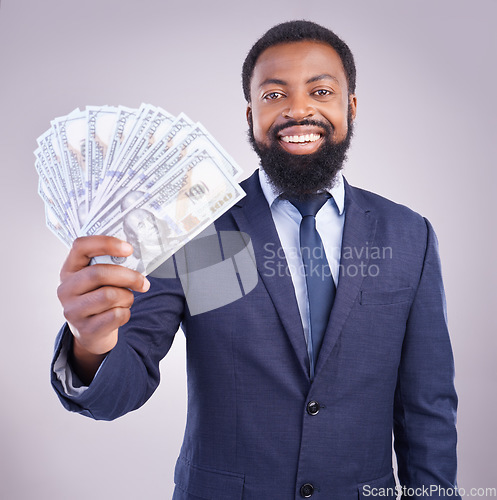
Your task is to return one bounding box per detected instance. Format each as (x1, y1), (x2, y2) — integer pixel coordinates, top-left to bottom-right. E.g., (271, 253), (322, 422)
(270, 119), (334, 137)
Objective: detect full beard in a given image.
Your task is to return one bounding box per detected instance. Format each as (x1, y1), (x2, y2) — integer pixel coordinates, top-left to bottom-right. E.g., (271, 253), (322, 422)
(248, 113), (354, 200)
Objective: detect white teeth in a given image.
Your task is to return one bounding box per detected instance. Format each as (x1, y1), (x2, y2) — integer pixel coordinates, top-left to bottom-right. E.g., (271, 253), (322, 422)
(280, 133), (320, 144)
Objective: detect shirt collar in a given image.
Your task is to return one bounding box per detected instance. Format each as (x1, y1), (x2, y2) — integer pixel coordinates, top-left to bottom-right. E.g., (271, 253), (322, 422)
(258, 168), (345, 215)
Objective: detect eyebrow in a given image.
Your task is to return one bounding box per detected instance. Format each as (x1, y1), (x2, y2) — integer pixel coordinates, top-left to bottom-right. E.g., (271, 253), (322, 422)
(259, 78), (287, 88)
(258, 74), (340, 88)
(306, 74), (340, 85)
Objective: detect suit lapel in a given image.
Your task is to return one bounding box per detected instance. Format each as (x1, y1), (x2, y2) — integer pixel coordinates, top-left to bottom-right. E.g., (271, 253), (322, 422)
(231, 171), (310, 377)
(315, 181), (378, 378)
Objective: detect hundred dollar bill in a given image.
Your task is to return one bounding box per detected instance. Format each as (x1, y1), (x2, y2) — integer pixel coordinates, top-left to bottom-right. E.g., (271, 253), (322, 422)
(92, 105), (139, 200)
(51, 108), (88, 227)
(89, 104), (145, 208)
(44, 201), (74, 247)
(87, 105), (139, 211)
(34, 148), (75, 234)
(36, 166), (76, 239)
(89, 149), (246, 275)
(94, 104), (159, 202)
(37, 176), (64, 229)
(171, 122), (243, 179)
(86, 105), (119, 210)
(36, 129), (80, 232)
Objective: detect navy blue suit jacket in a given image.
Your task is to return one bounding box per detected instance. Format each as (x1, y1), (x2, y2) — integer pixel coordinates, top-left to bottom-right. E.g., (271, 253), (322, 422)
(51, 170), (459, 499)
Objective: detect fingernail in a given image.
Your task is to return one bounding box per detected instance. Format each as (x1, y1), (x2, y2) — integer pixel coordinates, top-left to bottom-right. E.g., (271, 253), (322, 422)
(142, 277), (150, 292)
(121, 242), (133, 253)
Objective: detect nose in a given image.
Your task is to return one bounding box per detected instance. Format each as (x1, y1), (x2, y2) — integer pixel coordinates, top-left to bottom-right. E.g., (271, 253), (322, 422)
(283, 93), (315, 121)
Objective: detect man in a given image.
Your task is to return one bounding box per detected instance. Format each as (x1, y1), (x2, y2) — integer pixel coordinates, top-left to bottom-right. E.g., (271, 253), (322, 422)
(52, 21), (460, 499)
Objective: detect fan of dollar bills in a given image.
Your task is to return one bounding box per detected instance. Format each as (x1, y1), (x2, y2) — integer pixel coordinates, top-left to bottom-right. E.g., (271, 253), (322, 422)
(34, 104), (245, 274)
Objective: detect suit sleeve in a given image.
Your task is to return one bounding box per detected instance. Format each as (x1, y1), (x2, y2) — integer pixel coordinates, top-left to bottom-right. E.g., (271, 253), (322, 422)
(50, 273), (186, 421)
(393, 218), (460, 497)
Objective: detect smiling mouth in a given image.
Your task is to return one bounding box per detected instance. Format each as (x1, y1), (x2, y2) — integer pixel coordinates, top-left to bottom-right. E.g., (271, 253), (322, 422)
(280, 133), (321, 144)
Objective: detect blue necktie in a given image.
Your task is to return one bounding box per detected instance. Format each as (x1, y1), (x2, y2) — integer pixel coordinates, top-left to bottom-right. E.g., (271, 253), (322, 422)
(288, 194), (336, 379)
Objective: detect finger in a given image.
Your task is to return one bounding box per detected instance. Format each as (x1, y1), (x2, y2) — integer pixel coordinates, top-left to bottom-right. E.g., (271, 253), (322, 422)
(81, 307), (131, 339)
(70, 308), (132, 352)
(60, 236), (134, 280)
(62, 286), (135, 324)
(58, 263), (149, 299)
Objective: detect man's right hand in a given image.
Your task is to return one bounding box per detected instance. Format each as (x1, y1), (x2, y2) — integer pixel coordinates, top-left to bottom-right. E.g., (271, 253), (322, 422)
(57, 235), (150, 384)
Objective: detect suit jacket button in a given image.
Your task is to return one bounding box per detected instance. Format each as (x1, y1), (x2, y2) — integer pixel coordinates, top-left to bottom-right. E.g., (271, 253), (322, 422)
(307, 400), (320, 416)
(300, 483), (315, 497)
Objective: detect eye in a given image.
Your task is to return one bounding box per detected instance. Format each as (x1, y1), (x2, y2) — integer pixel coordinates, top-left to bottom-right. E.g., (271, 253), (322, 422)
(263, 91), (284, 101)
(313, 89), (333, 97)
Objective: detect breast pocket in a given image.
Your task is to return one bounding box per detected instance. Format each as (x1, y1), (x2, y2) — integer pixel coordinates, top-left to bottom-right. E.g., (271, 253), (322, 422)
(360, 287), (412, 306)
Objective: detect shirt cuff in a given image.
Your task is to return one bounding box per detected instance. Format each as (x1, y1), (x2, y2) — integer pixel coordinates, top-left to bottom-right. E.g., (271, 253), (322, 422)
(53, 330), (107, 397)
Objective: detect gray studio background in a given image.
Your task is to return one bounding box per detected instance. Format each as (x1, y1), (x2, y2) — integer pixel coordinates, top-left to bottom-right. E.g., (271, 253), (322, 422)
(0, 0), (495, 498)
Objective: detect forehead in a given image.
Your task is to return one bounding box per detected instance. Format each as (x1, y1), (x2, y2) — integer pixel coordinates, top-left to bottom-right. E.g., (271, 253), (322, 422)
(251, 40), (348, 90)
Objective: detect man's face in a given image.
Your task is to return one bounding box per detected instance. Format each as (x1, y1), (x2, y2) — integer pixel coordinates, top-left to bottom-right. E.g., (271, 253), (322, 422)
(246, 40), (357, 196)
(124, 209), (163, 259)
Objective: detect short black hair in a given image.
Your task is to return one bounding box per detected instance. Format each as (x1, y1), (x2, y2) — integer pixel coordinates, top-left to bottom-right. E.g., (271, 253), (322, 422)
(242, 20), (356, 102)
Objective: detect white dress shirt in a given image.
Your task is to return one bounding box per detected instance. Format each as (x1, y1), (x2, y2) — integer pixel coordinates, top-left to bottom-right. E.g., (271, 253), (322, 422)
(258, 168), (345, 358)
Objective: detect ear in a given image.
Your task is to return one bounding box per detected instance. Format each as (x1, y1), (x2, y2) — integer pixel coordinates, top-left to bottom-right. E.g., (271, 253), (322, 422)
(246, 104), (253, 127)
(349, 94), (357, 121)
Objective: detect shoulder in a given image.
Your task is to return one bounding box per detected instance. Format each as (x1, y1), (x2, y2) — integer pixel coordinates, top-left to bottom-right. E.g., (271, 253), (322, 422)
(347, 181), (426, 224)
(344, 180), (433, 246)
